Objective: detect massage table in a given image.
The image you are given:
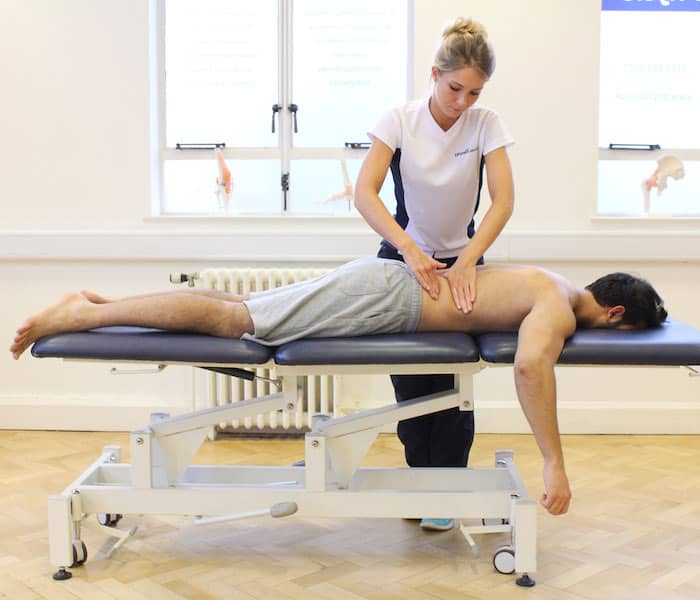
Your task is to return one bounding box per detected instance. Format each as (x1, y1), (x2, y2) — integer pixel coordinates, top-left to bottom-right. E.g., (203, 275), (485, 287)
(31, 320), (700, 586)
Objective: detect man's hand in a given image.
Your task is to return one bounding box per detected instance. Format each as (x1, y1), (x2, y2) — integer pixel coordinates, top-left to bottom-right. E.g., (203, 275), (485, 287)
(540, 460), (572, 515)
(402, 246), (447, 301)
(439, 261), (477, 313)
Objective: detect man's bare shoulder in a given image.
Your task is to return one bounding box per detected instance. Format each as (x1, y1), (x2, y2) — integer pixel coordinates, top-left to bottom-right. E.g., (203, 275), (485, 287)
(529, 270), (578, 335)
(478, 265), (579, 333)
(530, 266), (577, 292)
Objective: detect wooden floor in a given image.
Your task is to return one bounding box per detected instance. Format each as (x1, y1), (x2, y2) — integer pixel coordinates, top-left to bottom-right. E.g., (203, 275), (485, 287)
(1, 430), (700, 599)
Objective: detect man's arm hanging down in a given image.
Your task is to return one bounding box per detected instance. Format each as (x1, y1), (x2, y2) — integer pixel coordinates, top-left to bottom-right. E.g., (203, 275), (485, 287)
(513, 296), (576, 516)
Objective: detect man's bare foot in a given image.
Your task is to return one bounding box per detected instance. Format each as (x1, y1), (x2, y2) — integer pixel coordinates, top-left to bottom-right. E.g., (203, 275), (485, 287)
(10, 293), (96, 360)
(81, 290), (112, 304)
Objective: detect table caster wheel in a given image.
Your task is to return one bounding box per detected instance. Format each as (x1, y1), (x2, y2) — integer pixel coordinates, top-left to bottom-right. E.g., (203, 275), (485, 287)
(493, 545), (515, 575)
(97, 513), (122, 527)
(70, 540), (88, 568)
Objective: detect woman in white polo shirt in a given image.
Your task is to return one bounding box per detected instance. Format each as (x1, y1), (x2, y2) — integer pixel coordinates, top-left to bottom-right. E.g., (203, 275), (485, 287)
(354, 17), (515, 531)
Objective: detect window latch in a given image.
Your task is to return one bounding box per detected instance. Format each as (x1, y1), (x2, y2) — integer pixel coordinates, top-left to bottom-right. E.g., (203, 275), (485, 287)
(608, 143), (661, 150)
(272, 104), (281, 133)
(175, 143), (225, 150)
(288, 103), (299, 133)
(345, 142), (370, 150)
(281, 172), (290, 211)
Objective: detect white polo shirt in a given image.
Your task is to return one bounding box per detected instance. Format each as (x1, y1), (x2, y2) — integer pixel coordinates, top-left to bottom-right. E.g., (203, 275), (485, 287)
(369, 98), (514, 258)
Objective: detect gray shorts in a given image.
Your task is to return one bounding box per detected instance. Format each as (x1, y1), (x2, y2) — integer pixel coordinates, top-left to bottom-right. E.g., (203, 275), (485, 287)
(241, 257), (422, 346)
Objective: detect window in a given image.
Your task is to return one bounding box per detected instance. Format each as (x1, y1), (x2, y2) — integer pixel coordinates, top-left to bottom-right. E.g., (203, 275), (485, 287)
(598, 0), (700, 217)
(157, 0), (411, 216)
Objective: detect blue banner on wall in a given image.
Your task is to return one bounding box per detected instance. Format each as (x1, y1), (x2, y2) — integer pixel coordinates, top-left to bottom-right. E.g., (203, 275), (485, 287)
(603, 0), (700, 10)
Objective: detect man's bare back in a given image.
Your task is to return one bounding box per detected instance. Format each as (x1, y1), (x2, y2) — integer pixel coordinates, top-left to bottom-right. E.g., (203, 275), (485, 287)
(418, 265), (581, 335)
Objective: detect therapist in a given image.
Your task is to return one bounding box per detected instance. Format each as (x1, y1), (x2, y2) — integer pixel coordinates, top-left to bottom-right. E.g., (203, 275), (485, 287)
(354, 17), (515, 531)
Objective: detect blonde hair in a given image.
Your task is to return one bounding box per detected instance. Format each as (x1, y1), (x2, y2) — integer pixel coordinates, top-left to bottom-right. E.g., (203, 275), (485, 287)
(433, 17), (495, 79)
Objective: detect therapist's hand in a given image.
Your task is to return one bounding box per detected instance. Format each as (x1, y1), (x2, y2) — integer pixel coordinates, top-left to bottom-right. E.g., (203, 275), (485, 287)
(440, 261), (477, 313)
(402, 245), (447, 301)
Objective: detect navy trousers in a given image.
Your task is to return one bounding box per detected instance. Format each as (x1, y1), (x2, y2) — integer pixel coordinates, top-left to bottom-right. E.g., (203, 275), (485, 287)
(377, 245), (476, 468)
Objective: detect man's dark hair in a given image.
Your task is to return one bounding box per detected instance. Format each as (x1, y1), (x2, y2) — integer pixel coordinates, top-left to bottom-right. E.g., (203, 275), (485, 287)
(585, 272), (667, 327)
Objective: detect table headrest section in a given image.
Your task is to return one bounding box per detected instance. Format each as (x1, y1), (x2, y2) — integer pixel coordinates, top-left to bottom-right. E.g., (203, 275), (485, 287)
(31, 326), (274, 365)
(478, 319), (700, 365)
(274, 332), (480, 365)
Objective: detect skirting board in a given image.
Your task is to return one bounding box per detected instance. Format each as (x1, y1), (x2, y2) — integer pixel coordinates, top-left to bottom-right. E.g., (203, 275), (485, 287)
(3, 397), (700, 434)
(476, 401), (700, 435)
(1, 396), (192, 432)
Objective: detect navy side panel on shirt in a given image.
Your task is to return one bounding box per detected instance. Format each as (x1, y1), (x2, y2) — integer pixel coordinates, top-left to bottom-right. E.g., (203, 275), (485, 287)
(380, 150), (486, 257)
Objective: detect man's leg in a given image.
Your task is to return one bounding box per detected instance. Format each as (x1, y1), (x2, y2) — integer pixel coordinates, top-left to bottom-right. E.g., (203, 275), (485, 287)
(10, 292), (253, 359)
(81, 289), (249, 304)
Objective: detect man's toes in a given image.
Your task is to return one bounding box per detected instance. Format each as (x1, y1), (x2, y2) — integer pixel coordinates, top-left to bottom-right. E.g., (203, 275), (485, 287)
(16, 322), (32, 336)
(10, 341), (27, 359)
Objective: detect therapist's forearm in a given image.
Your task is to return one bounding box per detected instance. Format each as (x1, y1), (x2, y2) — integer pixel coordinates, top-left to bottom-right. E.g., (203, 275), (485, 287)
(354, 190), (416, 254)
(458, 196), (513, 264)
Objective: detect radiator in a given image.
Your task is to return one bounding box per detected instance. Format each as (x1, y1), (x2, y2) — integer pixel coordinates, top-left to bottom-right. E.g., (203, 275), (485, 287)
(195, 267), (336, 436)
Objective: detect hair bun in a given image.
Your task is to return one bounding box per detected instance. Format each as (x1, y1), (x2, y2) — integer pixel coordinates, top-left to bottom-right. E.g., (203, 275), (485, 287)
(443, 17), (487, 39)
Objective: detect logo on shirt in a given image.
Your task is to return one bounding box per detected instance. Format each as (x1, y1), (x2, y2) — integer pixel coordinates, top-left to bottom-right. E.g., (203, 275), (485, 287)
(454, 146), (478, 158)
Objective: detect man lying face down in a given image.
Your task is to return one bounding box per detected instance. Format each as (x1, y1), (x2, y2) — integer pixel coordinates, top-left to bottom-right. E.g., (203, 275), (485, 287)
(10, 257), (667, 516)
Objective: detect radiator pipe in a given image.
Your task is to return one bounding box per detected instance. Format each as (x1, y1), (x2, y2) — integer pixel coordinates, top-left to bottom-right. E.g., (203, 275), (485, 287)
(169, 272), (199, 287)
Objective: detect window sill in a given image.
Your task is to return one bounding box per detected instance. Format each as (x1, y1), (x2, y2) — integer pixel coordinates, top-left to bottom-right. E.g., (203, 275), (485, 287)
(144, 213), (366, 228)
(0, 222), (382, 263)
(2, 225), (699, 263)
(592, 215), (700, 224)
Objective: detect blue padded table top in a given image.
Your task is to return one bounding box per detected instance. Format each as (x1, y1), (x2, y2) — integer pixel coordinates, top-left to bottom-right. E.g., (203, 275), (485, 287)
(479, 319), (700, 366)
(31, 326), (274, 365)
(275, 332), (480, 365)
(31, 329), (480, 367)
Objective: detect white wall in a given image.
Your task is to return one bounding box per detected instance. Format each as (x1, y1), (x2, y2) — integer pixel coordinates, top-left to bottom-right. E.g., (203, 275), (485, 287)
(1, 1), (698, 433)
(0, 0), (152, 228)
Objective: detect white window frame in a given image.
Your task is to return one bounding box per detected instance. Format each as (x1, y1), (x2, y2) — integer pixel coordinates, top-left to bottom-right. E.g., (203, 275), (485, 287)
(151, 0), (414, 217)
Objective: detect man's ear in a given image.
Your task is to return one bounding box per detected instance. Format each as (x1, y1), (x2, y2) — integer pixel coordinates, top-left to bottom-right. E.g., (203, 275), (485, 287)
(607, 305), (626, 324)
